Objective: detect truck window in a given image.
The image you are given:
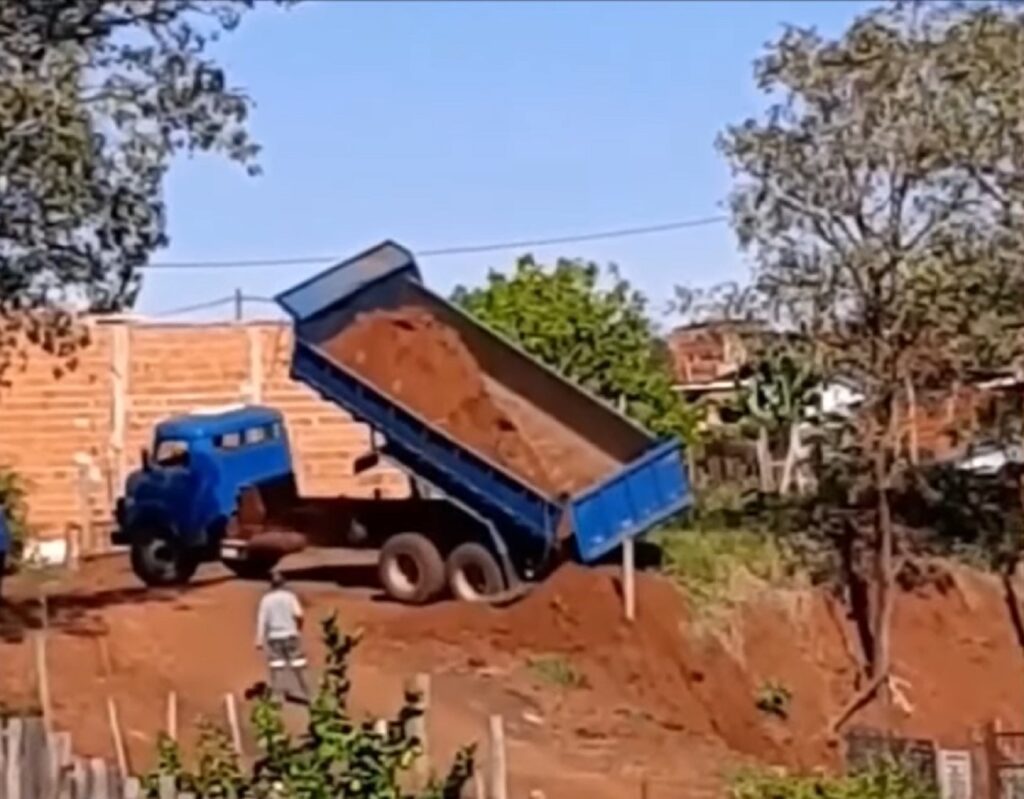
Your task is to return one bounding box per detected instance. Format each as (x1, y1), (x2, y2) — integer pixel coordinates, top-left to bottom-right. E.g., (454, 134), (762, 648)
(245, 426), (267, 445)
(154, 439), (190, 468)
(214, 431), (243, 450)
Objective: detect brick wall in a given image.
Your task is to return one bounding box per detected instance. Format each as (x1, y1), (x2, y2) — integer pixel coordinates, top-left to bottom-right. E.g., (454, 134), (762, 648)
(0, 318), (407, 541)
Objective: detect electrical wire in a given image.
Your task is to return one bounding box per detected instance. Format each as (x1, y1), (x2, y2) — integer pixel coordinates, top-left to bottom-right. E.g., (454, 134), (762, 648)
(142, 214), (729, 270)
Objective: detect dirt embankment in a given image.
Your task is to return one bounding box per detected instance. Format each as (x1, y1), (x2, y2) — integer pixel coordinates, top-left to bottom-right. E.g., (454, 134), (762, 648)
(322, 307), (614, 496)
(372, 561), (1024, 769)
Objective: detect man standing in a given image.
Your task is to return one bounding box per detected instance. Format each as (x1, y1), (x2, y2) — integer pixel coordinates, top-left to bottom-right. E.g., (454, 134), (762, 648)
(255, 571), (310, 702)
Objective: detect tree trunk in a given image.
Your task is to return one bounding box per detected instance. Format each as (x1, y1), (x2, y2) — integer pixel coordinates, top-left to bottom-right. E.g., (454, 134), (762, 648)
(831, 409), (898, 735)
(779, 422), (801, 496)
(756, 426), (775, 493)
(905, 374), (919, 465)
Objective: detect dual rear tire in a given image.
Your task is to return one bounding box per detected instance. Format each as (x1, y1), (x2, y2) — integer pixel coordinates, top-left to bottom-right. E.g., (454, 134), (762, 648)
(377, 533), (506, 604)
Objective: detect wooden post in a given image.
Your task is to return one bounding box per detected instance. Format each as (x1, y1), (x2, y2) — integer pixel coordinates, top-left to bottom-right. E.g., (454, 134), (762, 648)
(487, 715), (507, 799)
(106, 698), (128, 777)
(20, 717), (47, 799)
(50, 731), (71, 799)
(473, 770), (485, 799)
(122, 776), (142, 799)
(6, 716), (23, 799)
(223, 694), (242, 757)
(622, 537), (636, 623)
(372, 719), (388, 737)
(165, 692), (177, 742)
(87, 758), (108, 799)
(157, 773), (176, 799)
(35, 592), (53, 735)
(69, 758), (87, 799)
(404, 674), (430, 787)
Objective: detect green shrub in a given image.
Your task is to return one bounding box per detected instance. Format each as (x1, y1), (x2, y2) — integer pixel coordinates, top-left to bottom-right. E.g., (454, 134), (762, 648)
(731, 760), (937, 799)
(655, 526), (790, 608)
(146, 615), (475, 799)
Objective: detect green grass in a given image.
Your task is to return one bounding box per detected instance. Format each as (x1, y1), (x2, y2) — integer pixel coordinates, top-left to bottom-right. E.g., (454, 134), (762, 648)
(526, 655), (586, 689)
(654, 526), (791, 609)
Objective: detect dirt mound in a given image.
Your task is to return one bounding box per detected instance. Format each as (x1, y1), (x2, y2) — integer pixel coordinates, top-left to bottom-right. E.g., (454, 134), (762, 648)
(324, 308), (557, 493)
(378, 564), (788, 761)
(378, 562), (1024, 769)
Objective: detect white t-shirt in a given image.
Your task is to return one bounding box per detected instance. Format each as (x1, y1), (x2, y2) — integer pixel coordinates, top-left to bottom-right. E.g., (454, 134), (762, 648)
(256, 588), (303, 645)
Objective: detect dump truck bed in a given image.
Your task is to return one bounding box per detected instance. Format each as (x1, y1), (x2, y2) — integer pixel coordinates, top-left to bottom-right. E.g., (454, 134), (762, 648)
(277, 241), (691, 562)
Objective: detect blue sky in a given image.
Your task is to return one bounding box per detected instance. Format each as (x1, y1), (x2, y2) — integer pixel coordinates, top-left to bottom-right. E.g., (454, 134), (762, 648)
(142, 0), (869, 322)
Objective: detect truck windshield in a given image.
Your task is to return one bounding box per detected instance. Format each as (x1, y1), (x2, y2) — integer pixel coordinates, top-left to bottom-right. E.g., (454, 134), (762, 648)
(154, 439), (190, 468)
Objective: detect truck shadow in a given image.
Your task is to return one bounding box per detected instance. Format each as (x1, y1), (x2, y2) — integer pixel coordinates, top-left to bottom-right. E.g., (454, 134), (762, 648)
(0, 573), (235, 644)
(278, 563), (381, 594)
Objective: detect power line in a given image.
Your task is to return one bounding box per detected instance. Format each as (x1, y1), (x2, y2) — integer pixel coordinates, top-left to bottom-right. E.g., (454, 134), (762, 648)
(143, 214), (729, 270)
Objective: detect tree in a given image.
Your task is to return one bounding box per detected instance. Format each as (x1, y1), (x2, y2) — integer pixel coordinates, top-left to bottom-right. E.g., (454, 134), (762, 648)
(0, 1), (268, 375)
(719, 0), (1024, 729)
(453, 255), (699, 443)
(147, 615), (475, 799)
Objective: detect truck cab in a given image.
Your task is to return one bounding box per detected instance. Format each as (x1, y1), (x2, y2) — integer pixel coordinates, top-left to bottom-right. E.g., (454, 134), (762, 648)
(114, 405), (299, 586)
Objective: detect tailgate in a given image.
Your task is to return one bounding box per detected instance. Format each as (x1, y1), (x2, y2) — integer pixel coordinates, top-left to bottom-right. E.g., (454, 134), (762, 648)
(569, 440), (691, 562)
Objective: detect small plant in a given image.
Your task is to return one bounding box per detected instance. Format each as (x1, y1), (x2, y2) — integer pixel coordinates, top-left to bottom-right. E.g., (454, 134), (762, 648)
(146, 614), (476, 799)
(526, 655), (586, 689)
(754, 681), (792, 720)
(731, 759), (937, 799)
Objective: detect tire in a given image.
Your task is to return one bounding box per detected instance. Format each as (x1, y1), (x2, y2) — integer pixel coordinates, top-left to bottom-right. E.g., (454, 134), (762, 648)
(130, 527), (197, 587)
(224, 554), (280, 581)
(377, 533), (445, 604)
(446, 542), (506, 602)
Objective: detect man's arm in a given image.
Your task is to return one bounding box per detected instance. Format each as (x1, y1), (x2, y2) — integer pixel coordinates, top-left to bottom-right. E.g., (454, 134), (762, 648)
(291, 592), (304, 631)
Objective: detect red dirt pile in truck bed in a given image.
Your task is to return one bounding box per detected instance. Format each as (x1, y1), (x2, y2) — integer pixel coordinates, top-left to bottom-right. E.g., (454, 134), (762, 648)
(323, 308), (558, 493)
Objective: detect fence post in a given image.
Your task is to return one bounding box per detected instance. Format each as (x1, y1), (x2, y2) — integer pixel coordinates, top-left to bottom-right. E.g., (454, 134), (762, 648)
(122, 777), (141, 799)
(106, 699), (128, 778)
(157, 774), (175, 799)
(622, 538), (636, 623)
(20, 717), (47, 799)
(224, 694), (243, 757)
(404, 674), (430, 788)
(487, 715), (507, 799)
(86, 758), (108, 799)
(165, 692), (177, 742)
(6, 717), (23, 799)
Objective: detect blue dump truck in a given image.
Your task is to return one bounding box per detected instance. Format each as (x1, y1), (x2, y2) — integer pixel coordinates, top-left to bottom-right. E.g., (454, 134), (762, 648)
(114, 241), (692, 603)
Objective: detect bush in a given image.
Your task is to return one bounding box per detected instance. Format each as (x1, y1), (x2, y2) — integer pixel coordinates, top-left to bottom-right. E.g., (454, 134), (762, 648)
(655, 526), (791, 608)
(731, 760), (937, 799)
(146, 615), (475, 799)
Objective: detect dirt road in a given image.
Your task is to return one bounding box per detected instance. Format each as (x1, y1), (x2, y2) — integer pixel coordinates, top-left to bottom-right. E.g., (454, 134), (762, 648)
(0, 552), (728, 799)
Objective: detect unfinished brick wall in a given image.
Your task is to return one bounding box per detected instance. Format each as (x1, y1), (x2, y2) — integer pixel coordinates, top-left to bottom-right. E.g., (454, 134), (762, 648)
(0, 318), (408, 541)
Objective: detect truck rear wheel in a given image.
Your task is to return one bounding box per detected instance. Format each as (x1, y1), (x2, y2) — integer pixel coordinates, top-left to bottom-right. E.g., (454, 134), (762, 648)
(378, 533), (445, 604)
(446, 542), (506, 602)
(130, 528), (197, 587)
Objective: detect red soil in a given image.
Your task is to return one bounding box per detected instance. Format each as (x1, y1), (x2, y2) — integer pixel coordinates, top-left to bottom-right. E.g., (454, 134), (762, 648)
(1, 554), (1021, 796)
(323, 307), (615, 496)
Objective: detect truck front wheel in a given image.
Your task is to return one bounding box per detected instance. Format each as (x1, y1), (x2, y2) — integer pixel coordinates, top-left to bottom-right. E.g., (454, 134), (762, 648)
(446, 542), (506, 602)
(130, 528), (198, 587)
(378, 533), (445, 604)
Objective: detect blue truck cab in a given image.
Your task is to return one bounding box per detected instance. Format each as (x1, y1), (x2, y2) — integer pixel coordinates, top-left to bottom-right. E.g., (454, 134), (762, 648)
(114, 405), (296, 585)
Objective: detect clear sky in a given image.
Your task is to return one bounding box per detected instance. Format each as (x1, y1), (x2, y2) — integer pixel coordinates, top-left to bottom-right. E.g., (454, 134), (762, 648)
(141, 0), (870, 322)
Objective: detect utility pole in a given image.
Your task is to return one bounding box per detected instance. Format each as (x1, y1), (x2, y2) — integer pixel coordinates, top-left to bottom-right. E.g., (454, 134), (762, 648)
(234, 287), (244, 322)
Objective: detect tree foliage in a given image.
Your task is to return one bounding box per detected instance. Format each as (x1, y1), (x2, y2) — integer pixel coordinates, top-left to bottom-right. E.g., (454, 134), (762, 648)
(147, 615), (475, 799)
(0, 467), (30, 563)
(718, 0), (1024, 724)
(453, 255), (698, 443)
(731, 759), (936, 799)
(0, 1), (267, 373)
